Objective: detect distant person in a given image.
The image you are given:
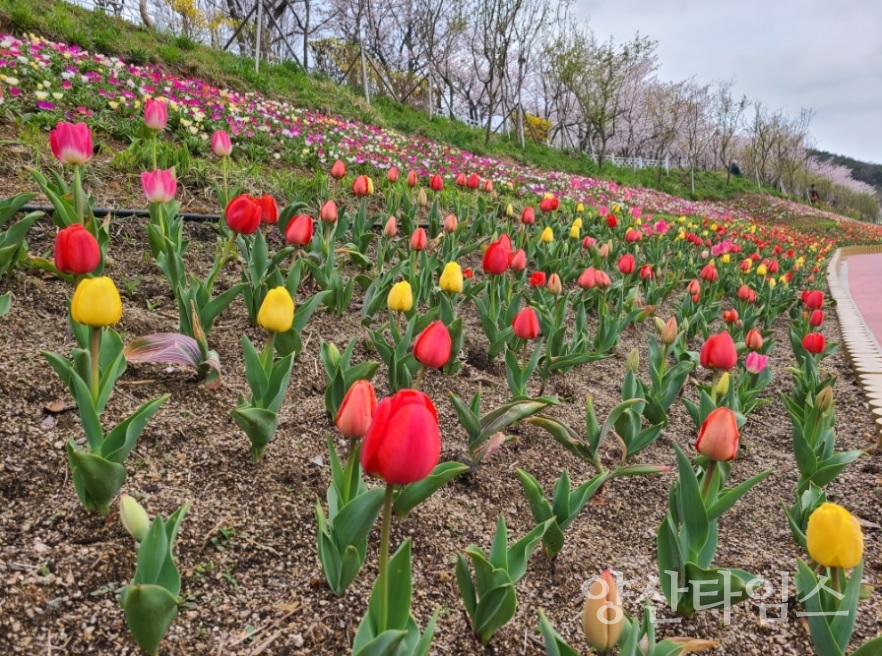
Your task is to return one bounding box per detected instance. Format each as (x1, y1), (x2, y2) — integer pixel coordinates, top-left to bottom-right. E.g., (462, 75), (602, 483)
(729, 161), (742, 176)
(809, 184), (820, 205)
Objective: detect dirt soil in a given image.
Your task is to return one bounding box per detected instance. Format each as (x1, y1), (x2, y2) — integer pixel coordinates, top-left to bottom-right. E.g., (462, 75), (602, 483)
(0, 216), (880, 656)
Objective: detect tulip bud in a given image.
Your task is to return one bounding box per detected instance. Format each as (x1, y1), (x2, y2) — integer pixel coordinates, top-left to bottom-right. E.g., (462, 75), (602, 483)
(582, 570), (624, 653)
(521, 207), (535, 225)
(578, 267), (597, 289)
(506, 203), (514, 217)
(414, 320), (452, 369)
(143, 99), (168, 131)
(745, 328), (763, 351)
(225, 194), (262, 235)
(439, 261), (464, 293)
(71, 276), (123, 327)
(320, 200), (338, 223)
(406, 170), (418, 187)
(211, 130), (232, 157)
(255, 194), (279, 225)
(598, 243), (610, 258)
(444, 214), (458, 233)
(388, 281), (413, 312)
(335, 380), (377, 439)
(700, 332), (737, 370)
(722, 309), (738, 323)
(285, 214), (313, 246)
(576, 202), (584, 214)
(806, 503), (863, 569)
(326, 341), (342, 369)
(352, 175), (369, 196)
(816, 386), (834, 413)
(809, 310), (824, 327)
(257, 286), (295, 333)
(387, 166), (399, 183)
(50, 121), (93, 165)
(512, 307), (540, 340)
(509, 249), (526, 272)
(429, 174), (444, 192)
(384, 216), (398, 238)
(802, 332), (826, 355)
(661, 317), (678, 346)
(410, 228), (427, 251)
(653, 317), (666, 333)
(119, 494), (151, 542)
(694, 406), (739, 461)
(329, 159), (346, 180)
(540, 227), (554, 243)
(54, 224), (100, 275)
(418, 188), (428, 207)
(547, 273), (562, 295)
(714, 371), (730, 396)
(626, 348), (639, 372)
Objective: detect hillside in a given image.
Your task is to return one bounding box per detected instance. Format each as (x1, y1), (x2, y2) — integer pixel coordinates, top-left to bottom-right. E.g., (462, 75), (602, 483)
(810, 148), (882, 193)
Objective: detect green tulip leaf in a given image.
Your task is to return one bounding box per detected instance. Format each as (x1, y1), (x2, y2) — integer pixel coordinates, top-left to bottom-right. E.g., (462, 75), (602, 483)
(120, 583), (179, 656)
(393, 462), (469, 518)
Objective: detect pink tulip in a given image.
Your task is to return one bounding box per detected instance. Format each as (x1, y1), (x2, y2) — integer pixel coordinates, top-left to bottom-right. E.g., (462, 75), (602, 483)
(144, 99), (168, 131)
(745, 352), (769, 375)
(141, 169), (177, 203)
(211, 130), (232, 157)
(50, 121), (92, 165)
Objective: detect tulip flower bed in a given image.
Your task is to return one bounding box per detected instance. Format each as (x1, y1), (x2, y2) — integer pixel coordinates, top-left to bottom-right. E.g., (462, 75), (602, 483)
(2, 35), (882, 656)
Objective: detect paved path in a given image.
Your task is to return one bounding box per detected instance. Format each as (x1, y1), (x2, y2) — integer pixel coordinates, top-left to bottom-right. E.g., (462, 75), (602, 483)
(845, 254), (882, 348)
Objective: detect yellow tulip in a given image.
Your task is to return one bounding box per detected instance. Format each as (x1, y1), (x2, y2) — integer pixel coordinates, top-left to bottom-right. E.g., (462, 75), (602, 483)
(714, 371), (730, 396)
(806, 503), (863, 568)
(576, 202), (584, 213)
(366, 176), (375, 194)
(570, 224), (580, 239)
(582, 570), (624, 653)
(721, 254), (730, 264)
(505, 203), (514, 217)
(540, 227), (554, 243)
(573, 218), (583, 228)
(439, 262), (464, 294)
(768, 278), (777, 289)
(388, 281), (413, 312)
(756, 264), (768, 277)
(258, 286), (295, 333)
(71, 276), (122, 327)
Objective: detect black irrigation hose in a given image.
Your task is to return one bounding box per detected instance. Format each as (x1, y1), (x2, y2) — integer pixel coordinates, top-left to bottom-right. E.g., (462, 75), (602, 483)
(20, 204), (222, 222)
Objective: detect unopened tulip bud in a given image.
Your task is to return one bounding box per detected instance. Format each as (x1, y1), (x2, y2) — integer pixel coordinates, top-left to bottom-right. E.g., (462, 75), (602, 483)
(547, 273), (562, 295)
(653, 317), (666, 333)
(320, 199), (338, 223)
(506, 203), (514, 217)
(326, 341), (342, 369)
(661, 317), (678, 346)
(598, 243), (610, 258)
(626, 348), (640, 372)
(444, 214), (458, 233)
(582, 570), (624, 653)
(714, 371), (730, 396)
(119, 494), (150, 542)
(418, 188), (428, 207)
(335, 380), (377, 439)
(540, 227), (554, 243)
(384, 216), (398, 238)
(816, 386), (834, 413)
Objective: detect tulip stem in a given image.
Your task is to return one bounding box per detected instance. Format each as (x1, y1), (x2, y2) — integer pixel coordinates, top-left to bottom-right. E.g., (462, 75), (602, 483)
(151, 133), (158, 171)
(342, 441), (359, 505)
(73, 165), (84, 225)
(89, 326), (101, 406)
(207, 233), (237, 291)
(260, 332), (276, 371)
(377, 483), (395, 632)
(701, 460), (716, 501)
(221, 156), (229, 207)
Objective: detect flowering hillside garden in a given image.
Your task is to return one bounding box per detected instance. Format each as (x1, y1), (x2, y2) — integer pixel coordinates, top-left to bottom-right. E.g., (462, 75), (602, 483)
(1, 27), (882, 656)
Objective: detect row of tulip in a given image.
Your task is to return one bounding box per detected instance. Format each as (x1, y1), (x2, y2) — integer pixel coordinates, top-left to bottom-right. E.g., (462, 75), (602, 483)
(2, 101), (880, 656)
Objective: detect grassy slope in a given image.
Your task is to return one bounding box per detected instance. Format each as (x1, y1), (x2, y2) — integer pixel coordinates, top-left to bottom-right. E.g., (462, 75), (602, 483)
(2, 0), (791, 205)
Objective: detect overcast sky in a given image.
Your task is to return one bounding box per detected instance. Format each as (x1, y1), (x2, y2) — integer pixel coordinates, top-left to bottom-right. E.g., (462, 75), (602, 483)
(575, 0), (882, 164)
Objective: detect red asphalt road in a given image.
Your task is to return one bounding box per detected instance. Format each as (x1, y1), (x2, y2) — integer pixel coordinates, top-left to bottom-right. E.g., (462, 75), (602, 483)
(846, 254), (882, 345)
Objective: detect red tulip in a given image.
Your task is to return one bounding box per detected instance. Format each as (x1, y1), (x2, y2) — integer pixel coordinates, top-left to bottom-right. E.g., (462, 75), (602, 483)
(700, 332), (737, 370)
(737, 284), (757, 303)
(255, 195), (279, 225)
(594, 270), (612, 288)
(352, 175), (370, 196)
(225, 194), (261, 235)
(639, 264), (654, 280)
(700, 263), (718, 282)
(539, 196), (556, 212)
(745, 328), (763, 351)
(509, 249), (527, 271)
(140, 169), (177, 203)
(687, 279), (701, 296)
(483, 179), (493, 192)
(722, 309), (739, 323)
(320, 199), (338, 223)
(521, 207), (535, 225)
(462, 268), (474, 279)
(617, 253), (635, 275)
(466, 173), (480, 189)
(387, 167), (399, 183)
(410, 227), (427, 251)
(329, 159), (347, 180)
(809, 310), (824, 327)
(695, 407), (740, 461)
(335, 380), (377, 439)
(143, 99), (168, 131)
(512, 307), (540, 340)
(285, 214), (313, 246)
(803, 332), (826, 354)
(497, 234), (513, 258)
(414, 320), (452, 369)
(406, 170), (418, 187)
(625, 228), (642, 242)
(360, 390), (441, 485)
(211, 130), (232, 157)
(529, 271), (547, 287)
(578, 267), (597, 289)
(50, 121), (92, 165)
(582, 236), (597, 249)
(802, 290), (824, 310)
(483, 241), (509, 275)
(455, 172), (467, 187)
(606, 214), (618, 228)
(54, 224), (100, 274)
(383, 216), (398, 238)
(444, 214), (458, 233)
(429, 174), (444, 192)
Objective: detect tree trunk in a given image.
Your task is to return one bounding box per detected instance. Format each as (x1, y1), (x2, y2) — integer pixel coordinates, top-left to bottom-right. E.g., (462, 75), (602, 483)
(139, 0), (154, 28)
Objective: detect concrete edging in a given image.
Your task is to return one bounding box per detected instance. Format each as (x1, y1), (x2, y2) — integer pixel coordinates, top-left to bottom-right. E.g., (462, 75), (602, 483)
(827, 247), (882, 440)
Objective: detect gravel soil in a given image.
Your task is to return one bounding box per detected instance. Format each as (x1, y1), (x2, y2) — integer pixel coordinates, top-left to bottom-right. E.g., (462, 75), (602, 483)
(0, 216), (880, 656)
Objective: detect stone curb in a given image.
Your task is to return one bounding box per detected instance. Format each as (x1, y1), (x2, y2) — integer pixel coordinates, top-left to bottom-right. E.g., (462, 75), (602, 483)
(828, 247), (882, 441)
